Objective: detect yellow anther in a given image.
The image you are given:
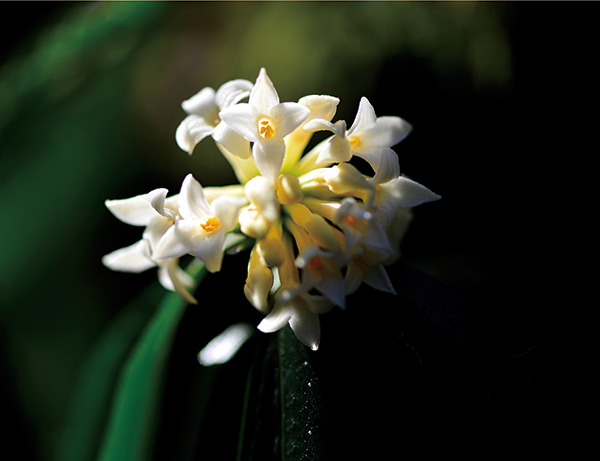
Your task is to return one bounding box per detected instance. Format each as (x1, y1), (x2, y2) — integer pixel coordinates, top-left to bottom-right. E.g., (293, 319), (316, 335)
(348, 135), (360, 149)
(258, 118), (275, 139)
(200, 216), (220, 233)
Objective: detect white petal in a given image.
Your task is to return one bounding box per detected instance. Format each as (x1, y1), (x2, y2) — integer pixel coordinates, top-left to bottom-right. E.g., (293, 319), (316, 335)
(361, 263), (397, 295)
(152, 224), (192, 261)
(249, 68), (279, 112)
(142, 215), (174, 249)
(105, 189), (166, 226)
(192, 228), (226, 273)
(253, 138), (285, 185)
(389, 176), (441, 208)
(176, 115), (211, 154)
(316, 133), (352, 165)
(303, 118), (336, 134)
(181, 86), (218, 116)
(347, 97), (377, 136)
(102, 240), (155, 273)
(313, 271), (346, 309)
(218, 103), (261, 143)
(212, 122), (251, 159)
(269, 102), (310, 138)
(343, 261), (363, 295)
(369, 147), (400, 185)
(161, 258), (198, 304)
(257, 302), (293, 333)
(211, 195), (248, 231)
(297, 95), (340, 123)
(178, 174), (212, 220)
(215, 79), (253, 109)
(146, 188), (175, 220)
(365, 116), (412, 148)
(289, 304), (321, 350)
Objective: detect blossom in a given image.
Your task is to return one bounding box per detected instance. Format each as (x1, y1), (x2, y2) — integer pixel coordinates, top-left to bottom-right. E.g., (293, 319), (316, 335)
(219, 68), (311, 184)
(176, 79), (253, 158)
(102, 188), (197, 304)
(104, 68), (441, 350)
(152, 174), (247, 273)
(302, 96), (412, 174)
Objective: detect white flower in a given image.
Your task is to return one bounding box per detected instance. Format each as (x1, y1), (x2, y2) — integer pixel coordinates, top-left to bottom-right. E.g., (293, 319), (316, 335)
(371, 172), (442, 231)
(257, 233), (332, 350)
(176, 79), (253, 158)
(219, 68), (311, 184)
(102, 189), (197, 303)
(152, 174), (247, 273)
(303, 97), (412, 173)
(105, 68), (442, 348)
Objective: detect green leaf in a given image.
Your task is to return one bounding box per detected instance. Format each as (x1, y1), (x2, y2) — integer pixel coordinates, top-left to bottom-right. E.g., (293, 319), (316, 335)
(96, 262), (206, 461)
(55, 284), (164, 461)
(236, 325), (328, 461)
(278, 325), (328, 461)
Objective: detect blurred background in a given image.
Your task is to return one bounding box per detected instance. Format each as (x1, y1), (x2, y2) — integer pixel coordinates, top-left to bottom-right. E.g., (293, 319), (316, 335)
(1, 2), (589, 459)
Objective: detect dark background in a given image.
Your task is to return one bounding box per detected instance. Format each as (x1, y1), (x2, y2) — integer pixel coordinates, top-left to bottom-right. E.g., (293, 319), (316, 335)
(1, 2), (589, 459)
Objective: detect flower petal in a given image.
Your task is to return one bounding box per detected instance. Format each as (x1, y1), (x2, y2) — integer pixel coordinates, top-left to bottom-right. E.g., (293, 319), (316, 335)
(289, 302), (321, 350)
(142, 215), (175, 249)
(347, 97), (377, 136)
(178, 174), (212, 220)
(253, 138), (285, 185)
(297, 95), (340, 123)
(175, 115), (213, 154)
(181, 86), (218, 116)
(215, 79), (253, 109)
(212, 122), (251, 159)
(257, 302), (293, 333)
(386, 176), (441, 208)
(192, 228), (226, 273)
(152, 224), (193, 261)
(269, 102), (310, 138)
(368, 147), (400, 186)
(211, 195), (248, 231)
(146, 188), (175, 220)
(105, 189), (168, 226)
(161, 258), (198, 304)
(248, 68), (279, 112)
(102, 240), (155, 272)
(218, 103), (261, 143)
(361, 262), (396, 295)
(363, 116), (412, 149)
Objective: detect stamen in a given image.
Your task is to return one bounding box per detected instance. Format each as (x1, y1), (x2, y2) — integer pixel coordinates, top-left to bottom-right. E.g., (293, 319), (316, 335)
(200, 216), (221, 233)
(258, 118), (275, 139)
(348, 135), (360, 149)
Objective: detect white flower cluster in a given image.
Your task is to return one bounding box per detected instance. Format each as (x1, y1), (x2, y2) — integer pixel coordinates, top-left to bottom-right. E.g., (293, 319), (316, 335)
(103, 68), (440, 350)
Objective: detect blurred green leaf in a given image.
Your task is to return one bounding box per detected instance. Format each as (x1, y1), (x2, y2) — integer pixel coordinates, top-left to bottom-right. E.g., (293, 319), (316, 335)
(55, 283), (164, 461)
(96, 261), (206, 461)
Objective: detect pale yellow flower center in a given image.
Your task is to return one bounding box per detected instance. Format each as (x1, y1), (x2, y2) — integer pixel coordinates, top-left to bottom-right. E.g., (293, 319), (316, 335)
(200, 216), (221, 233)
(258, 118), (275, 139)
(348, 135), (360, 149)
